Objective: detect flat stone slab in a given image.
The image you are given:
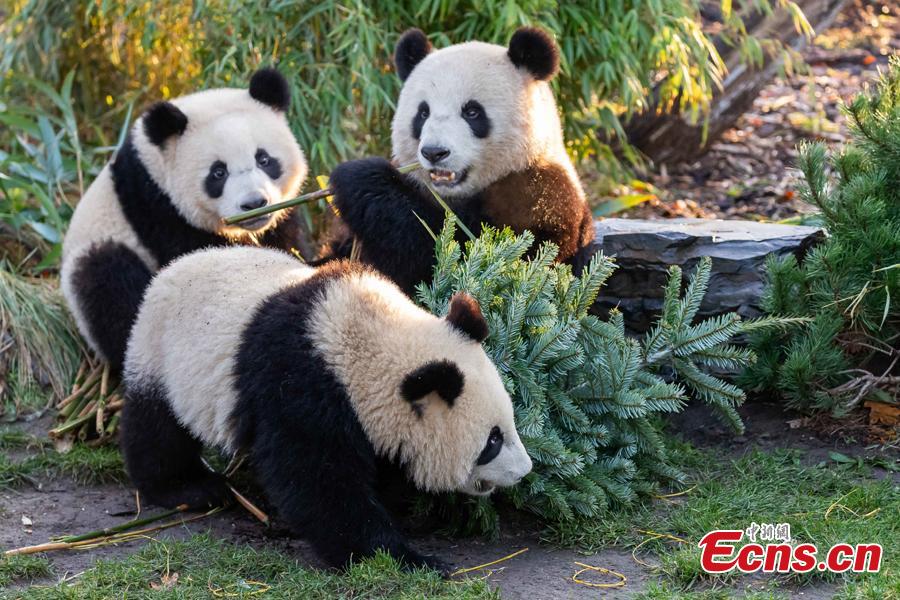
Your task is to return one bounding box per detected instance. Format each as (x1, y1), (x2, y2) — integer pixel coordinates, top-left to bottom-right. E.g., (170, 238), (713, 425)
(587, 218), (824, 331)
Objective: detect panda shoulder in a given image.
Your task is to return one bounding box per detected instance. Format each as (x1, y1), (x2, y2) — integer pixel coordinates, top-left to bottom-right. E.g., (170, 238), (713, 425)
(481, 161), (585, 225)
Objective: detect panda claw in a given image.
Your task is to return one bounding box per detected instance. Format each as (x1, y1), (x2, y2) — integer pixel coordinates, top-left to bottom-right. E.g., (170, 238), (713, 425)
(398, 550), (452, 578)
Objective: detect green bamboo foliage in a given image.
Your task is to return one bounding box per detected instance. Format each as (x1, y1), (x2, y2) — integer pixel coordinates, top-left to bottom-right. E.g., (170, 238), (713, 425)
(2, 1), (810, 176)
(418, 220), (783, 523)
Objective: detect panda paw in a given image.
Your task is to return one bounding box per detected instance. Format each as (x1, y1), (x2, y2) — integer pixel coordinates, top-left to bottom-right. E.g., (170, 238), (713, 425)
(399, 549), (453, 578)
(141, 473), (231, 511)
(329, 158), (408, 217)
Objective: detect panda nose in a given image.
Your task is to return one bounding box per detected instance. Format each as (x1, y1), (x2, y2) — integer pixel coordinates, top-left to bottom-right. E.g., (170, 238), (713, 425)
(421, 146), (451, 164)
(240, 197), (267, 211)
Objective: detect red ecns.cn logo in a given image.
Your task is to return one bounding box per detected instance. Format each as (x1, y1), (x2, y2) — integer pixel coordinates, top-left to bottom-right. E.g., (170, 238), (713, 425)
(698, 530), (882, 574)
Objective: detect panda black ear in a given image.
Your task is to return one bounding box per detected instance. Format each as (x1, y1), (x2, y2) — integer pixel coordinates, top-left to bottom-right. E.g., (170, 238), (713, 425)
(446, 293), (489, 343)
(394, 28), (432, 82)
(143, 102), (188, 147)
(401, 360), (464, 412)
(249, 68), (291, 112)
(507, 26), (560, 81)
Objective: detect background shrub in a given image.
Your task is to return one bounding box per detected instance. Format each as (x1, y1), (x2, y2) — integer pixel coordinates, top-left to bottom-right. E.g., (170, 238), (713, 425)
(742, 57), (900, 414)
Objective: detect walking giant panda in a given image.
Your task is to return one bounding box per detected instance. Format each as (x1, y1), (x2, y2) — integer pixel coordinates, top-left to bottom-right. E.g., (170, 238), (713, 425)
(322, 27), (595, 295)
(61, 69), (308, 368)
(120, 246), (532, 573)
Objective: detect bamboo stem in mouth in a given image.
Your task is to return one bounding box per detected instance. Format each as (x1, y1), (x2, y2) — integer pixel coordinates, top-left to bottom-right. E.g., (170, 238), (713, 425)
(223, 161), (421, 225)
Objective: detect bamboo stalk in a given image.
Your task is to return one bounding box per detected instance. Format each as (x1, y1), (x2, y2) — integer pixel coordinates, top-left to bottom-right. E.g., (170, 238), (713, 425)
(104, 413), (120, 436)
(69, 362), (87, 396)
(76, 397), (97, 419)
(58, 372), (100, 415)
(95, 397), (105, 433)
(49, 410), (96, 437)
(223, 162), (421, 225)
(99, 364), (109, 398)
(227, 484), (269, 526)
(76, 419), (92, 441)
(59, 392), (91, 424)
(5, 542), (72, 556)
(55, 504), (188, 543)
(5, 505), (218, 556)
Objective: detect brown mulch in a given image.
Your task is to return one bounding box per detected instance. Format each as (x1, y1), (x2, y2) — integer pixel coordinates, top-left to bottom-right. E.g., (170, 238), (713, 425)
(620, 0), (898, 222)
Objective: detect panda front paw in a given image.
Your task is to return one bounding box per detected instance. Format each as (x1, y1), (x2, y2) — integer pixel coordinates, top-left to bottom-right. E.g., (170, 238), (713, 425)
(140, 473), (231, 511)
(329, 158), (408, 219)
(398, 549), (453, 578)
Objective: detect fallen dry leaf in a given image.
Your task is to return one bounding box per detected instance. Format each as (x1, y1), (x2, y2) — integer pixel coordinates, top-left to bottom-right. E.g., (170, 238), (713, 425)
(865, 400), (900, 427)
(150, 572), (179, 590)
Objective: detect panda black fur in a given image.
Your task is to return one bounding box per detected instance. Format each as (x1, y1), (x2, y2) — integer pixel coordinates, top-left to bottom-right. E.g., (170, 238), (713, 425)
(321, 27), (594, 296)
(120, 246), (531, 572)
(61, 69), (308, 369)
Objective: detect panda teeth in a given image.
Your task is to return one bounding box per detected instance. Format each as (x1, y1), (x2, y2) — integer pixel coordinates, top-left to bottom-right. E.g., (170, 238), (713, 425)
(429, 170), (457, 183)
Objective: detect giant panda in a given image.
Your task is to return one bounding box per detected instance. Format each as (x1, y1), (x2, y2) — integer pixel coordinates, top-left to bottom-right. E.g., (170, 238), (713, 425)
(120, 246), (532, 573)
(321, 27), (594, 296)
(61, 69), (308, 369)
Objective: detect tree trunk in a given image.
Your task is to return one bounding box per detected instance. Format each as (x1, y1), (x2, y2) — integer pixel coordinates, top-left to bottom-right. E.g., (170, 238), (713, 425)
(624, 0), (848, 166)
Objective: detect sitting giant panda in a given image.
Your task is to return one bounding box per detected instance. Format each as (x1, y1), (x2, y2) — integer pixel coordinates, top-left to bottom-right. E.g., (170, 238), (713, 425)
(61, 69), (308, 369)
(322, 27), (594, 295)
(120, 246), (532, 572)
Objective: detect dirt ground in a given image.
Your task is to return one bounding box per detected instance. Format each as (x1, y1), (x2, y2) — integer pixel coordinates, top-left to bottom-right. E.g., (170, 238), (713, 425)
(4, 399), (888, 599)
(619, 0), (898, 222)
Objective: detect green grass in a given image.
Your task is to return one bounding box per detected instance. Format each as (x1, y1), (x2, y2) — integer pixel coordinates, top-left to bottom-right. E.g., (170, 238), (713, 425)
(547, 442), (899, 597)
(0, 555), (52, 588)
(5, 534), (496, 599)
(0, 443), (125, 487)
(0, 428), (48, 450)
(1, 422), (895, 598)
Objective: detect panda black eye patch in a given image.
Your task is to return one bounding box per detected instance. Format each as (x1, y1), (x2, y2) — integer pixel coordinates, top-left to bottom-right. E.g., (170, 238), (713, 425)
(411, 101), (429, 139)
(204, 161), (229, 198)
(476, 426), (504, 465)
(461, 100), (491, 139)
(256, 148), (282, 180)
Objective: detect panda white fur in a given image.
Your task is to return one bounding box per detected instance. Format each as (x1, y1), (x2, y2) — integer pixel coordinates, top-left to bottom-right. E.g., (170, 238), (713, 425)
(321, 27), (594, 295)
(120, 246), (532, 572)
(61, 69), (308, 369)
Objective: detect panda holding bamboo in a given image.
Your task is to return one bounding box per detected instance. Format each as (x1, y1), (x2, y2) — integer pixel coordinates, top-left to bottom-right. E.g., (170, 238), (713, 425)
(120, 246), (532, 573)
(61, 69), (308, 369)
(321, 27), (595, 296)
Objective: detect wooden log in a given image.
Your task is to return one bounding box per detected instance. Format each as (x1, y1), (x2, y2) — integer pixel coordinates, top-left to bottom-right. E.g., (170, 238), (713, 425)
(623, 0), (848, 166)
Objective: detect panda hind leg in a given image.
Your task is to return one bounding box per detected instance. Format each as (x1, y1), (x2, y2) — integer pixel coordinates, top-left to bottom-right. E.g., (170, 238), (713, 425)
(70, 241), (153, 370)
(120, 381), (229, 510)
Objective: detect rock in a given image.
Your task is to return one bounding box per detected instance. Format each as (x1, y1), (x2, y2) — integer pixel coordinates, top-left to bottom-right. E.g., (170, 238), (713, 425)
(587, 218), (824, 331)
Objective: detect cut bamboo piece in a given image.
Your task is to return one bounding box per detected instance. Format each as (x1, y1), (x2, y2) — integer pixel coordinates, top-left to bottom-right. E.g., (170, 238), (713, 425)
(223, 162), (420, 225)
